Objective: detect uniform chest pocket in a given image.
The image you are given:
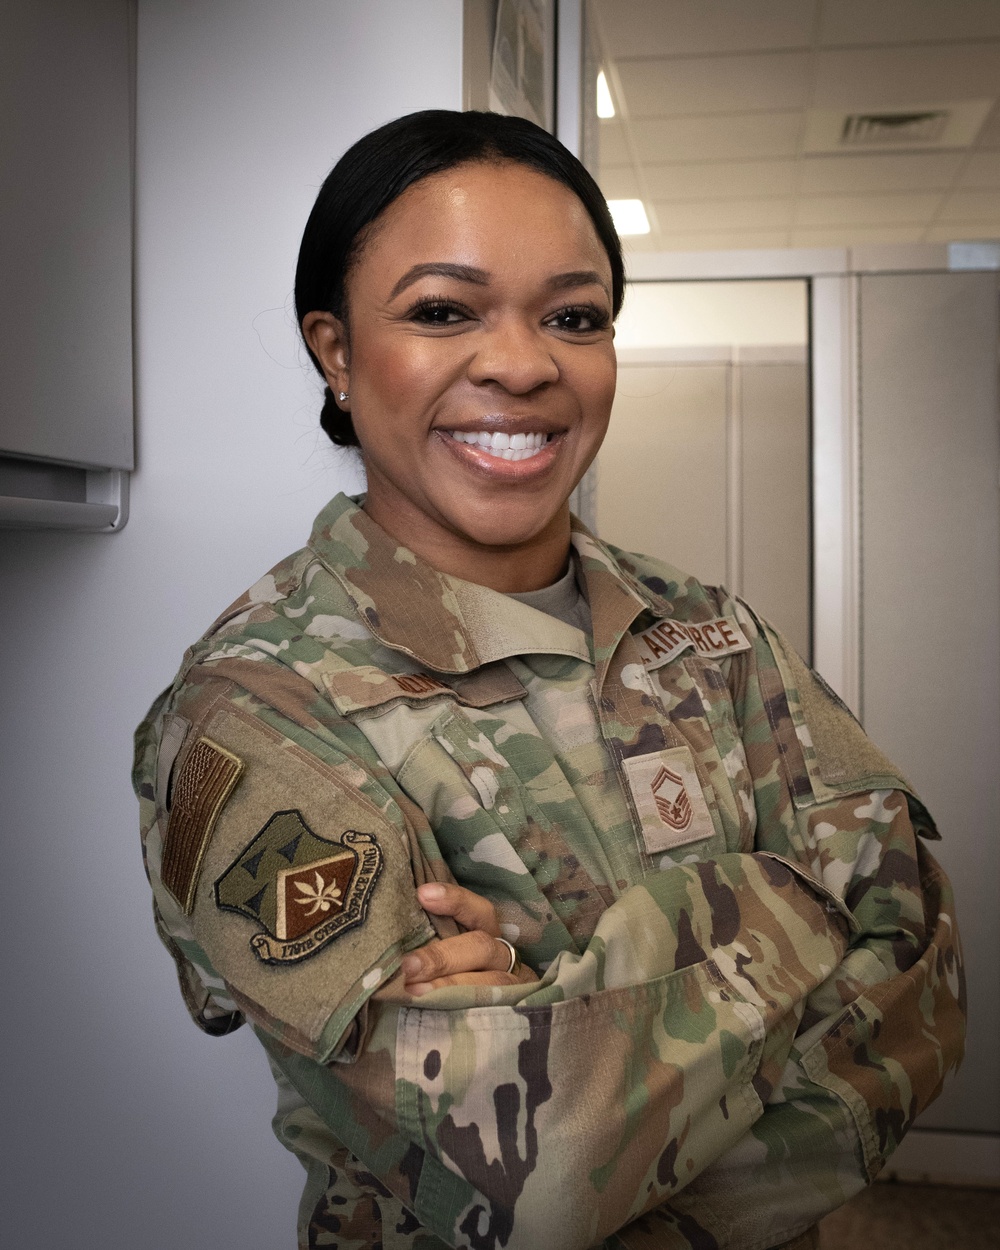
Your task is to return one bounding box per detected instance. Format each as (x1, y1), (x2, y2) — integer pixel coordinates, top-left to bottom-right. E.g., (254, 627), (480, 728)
(398, 706), (560, 885)
(396, 707), (615, 959)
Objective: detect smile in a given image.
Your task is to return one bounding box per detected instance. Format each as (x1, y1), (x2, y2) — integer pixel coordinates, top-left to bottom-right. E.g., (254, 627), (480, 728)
(445, 430), (552, 461)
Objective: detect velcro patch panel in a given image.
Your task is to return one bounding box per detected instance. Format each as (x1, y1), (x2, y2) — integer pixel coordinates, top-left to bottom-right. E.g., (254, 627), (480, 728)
(634, 615), (750, 672)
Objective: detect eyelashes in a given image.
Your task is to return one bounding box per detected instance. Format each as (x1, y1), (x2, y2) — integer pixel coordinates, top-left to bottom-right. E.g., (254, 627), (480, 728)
(405, 295), (611, 333)
(548, 303), (611, 333)
(407, 297), (469, 325)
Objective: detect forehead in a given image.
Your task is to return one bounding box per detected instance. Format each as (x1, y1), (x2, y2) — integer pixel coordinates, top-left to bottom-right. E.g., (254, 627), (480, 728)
(355, 161), (610, 284)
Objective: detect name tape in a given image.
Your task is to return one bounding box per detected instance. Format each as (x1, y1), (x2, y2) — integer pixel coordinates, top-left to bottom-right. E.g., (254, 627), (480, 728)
(635, 614), (750, 671)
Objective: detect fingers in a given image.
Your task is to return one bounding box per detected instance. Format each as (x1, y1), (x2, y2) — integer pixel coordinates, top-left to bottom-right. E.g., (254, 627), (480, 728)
(416, 882), (501, 937)
(408, 970), (522, 995)
(406, 884), (537, 995)
(402, 929), (511, 990)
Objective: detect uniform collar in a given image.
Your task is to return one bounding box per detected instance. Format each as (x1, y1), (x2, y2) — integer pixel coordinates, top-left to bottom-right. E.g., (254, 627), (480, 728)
(307, 493), (674, 675)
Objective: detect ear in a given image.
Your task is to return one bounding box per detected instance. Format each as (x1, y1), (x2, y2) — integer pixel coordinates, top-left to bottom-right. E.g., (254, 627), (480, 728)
(302, 311), (350, 404)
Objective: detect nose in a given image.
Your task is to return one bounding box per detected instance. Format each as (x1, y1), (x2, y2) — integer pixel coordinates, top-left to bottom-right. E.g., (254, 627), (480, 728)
(466, 316), (560, 394)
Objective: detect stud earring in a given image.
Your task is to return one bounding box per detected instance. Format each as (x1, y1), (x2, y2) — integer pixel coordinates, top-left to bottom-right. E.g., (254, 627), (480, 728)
(337, 391), (349, 403)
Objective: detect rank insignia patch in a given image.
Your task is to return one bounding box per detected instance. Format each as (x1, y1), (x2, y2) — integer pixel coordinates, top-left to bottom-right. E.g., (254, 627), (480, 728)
(621, 746), (716, 855)
(214, 810), (382, 964)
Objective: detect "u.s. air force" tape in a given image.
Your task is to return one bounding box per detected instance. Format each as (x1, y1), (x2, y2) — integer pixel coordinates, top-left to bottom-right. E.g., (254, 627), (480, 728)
(634, 614), (751, 671)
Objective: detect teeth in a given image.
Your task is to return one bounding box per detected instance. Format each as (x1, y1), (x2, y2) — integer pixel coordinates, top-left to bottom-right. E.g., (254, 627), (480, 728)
(447, 430), (553, 461)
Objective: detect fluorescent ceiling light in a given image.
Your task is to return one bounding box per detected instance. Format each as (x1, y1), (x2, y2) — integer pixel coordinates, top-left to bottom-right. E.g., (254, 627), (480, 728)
(596, 70), (615, 119)
(608, 199), (650, 235)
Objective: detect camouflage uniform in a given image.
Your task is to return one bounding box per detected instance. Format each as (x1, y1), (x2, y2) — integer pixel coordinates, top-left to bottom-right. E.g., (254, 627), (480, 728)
(134, 493), (965, 1250)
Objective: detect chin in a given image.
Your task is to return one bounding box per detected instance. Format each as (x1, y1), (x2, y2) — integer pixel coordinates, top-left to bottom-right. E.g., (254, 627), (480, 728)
(445, 495), (565, 551)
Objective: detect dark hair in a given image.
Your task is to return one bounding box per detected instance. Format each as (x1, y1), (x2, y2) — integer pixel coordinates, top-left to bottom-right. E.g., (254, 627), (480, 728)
(295, 109), (624, 447)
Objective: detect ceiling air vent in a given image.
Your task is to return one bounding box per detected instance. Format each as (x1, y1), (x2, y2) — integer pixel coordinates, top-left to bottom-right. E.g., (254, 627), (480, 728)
(803, 99), (993, 154)
(841, 110), (948, 146)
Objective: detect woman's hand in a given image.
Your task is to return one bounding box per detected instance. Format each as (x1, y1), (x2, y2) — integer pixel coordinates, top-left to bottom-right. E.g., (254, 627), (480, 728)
(402, 882), (538, 995)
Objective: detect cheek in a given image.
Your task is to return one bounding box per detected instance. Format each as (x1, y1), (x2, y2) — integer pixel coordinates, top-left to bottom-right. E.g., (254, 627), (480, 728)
(575, 352), (617, 427)
(353, 335), (456, 408)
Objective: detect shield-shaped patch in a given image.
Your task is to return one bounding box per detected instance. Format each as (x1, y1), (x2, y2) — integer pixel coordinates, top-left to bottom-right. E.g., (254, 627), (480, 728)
(214, 809), (382, 964)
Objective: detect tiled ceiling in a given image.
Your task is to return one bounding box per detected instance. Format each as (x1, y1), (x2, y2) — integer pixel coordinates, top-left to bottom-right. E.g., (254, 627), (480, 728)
(590, 0), (1000, 251)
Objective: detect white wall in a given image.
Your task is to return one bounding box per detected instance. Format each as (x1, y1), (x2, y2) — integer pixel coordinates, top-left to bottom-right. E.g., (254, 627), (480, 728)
(0, 2), (462, 1245)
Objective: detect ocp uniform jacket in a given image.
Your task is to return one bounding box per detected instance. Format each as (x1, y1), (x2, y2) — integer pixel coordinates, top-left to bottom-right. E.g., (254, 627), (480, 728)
(134, 492), (965, 1250)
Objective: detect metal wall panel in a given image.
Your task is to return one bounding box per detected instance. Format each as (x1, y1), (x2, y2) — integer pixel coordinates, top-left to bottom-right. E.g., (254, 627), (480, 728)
(598, 363), (730, 585)
(1, 0), (133, 470)
(741, 361), (811, 656)
(860, 270), (1000, 1133)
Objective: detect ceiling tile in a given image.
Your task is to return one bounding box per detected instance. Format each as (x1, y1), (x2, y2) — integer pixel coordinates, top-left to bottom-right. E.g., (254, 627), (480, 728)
(790, 225), (923, 246)
(642, 229), (792, 251)
(615, 52), (809, 118)
(812, 42), (1000, 108)
(795, 193), (942, 225)
(631, 112), (801, 163)
(937, 189), (1000, 221)
(599, 121), (631, 166)
(590, 0), (815, 60)
(636, 160), (798, 200)
(923, 222), (1000, 241)
(652, 198), (795, 232)
(820, 0), (1000, 46)
(599, 166), (642, 199)
(957, 151), (1000, 187)
(798, 152), (964, 194)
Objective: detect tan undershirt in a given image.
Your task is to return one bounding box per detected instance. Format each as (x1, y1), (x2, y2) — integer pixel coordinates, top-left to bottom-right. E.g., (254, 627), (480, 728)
(505, 561), (592, 635)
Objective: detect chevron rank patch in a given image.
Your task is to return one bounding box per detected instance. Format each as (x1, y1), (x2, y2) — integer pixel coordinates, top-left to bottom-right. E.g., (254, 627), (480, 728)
(634, 615), (750, 672)
(621, 746), (716, 854)
(215, 809), (383, 964)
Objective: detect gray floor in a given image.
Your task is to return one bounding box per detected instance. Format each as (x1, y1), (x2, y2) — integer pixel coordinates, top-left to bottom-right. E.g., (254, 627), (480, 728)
(819, 1183), (1000, 1249)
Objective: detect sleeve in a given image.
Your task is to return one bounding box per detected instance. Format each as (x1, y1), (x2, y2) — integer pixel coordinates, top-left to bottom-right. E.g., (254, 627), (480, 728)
(135, 667), (439, 1059)
(631, 611), (966, 1250)
(136, 663), (856, 1250)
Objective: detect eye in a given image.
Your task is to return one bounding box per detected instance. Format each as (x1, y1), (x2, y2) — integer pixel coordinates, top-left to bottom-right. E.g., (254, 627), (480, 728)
(408, 299), (470, 326)
(546, 304), (610, 334)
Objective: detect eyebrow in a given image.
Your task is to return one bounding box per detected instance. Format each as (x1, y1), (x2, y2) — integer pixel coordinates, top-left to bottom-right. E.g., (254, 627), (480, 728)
(546, 269), (611, 298)
(388, 263), (611, 301)
(389, 263), (489, 299)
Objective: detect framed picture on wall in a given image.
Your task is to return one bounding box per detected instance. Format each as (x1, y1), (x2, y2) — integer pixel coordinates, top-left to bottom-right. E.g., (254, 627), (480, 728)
(489, 0), (555, 132)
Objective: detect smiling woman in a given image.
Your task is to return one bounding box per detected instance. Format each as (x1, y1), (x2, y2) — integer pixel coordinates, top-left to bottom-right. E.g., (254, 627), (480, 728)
(134, 111), (964, 1250)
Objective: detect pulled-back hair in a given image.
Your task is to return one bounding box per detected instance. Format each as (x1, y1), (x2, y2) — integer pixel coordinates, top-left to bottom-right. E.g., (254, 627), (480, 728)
(295, 109), (624, 448)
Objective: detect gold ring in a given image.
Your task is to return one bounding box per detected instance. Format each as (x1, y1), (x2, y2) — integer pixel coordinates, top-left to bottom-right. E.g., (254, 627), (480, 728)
(496, 936), (522, 977)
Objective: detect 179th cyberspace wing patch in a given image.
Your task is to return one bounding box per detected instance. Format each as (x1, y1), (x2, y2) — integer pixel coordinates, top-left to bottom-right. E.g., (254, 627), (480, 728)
(215, 810), (382, 964)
